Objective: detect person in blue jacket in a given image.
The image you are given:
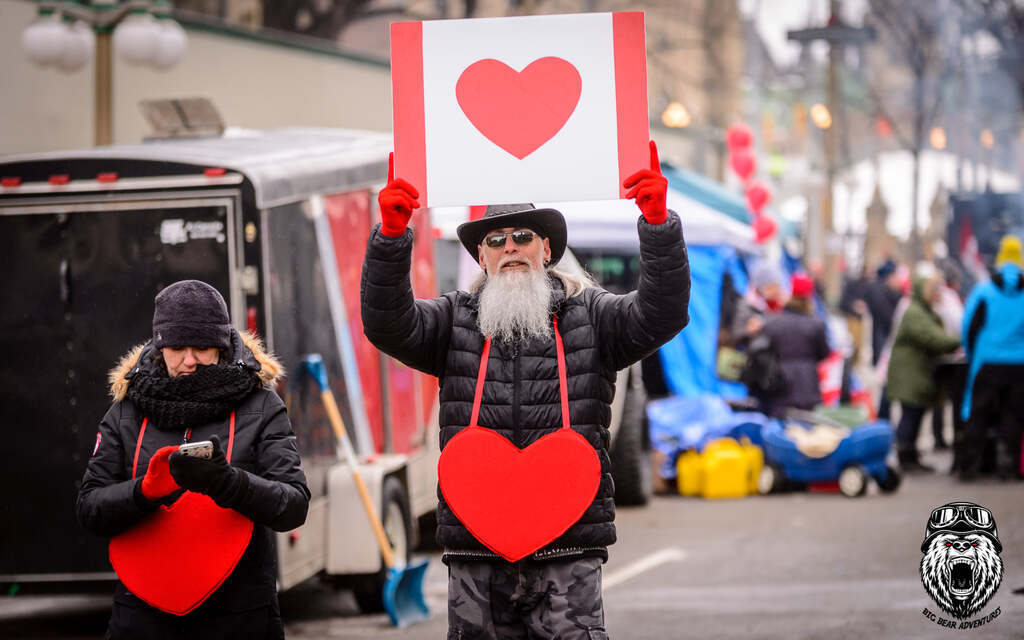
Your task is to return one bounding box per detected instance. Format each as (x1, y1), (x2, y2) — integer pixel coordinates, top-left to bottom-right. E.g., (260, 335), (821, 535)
(960, 235), (1024, 480)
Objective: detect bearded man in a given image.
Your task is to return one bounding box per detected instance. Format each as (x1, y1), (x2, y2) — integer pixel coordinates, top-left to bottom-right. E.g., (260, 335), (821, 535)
(360, 143), (689, 639)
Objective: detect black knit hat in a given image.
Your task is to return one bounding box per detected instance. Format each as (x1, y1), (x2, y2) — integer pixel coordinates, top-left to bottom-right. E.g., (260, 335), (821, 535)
(152, 280), (232, 349)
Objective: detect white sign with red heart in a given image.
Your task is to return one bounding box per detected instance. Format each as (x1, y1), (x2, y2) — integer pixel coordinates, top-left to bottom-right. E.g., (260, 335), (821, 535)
(391, 12), (649, 207)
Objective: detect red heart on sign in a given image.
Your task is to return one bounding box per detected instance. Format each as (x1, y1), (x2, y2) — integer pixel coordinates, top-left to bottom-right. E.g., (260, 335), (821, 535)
(438, 426), (600, 562)
(109, 491), (253, 615)
(456, 57), (582, 160)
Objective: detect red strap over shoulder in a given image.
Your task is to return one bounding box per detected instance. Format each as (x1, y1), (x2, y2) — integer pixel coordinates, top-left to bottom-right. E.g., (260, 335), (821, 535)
(553, 316), (570, 431)
(132, 418), (149, 479)
(469, 339), (492, 429)
(226, 412), (236, 462)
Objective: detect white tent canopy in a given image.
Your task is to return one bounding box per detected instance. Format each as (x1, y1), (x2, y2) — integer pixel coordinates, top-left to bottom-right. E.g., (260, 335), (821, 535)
(431, 184), (758, 254)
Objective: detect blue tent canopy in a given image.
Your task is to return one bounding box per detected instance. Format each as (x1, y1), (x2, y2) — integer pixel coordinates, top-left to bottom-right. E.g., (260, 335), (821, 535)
(658, 244), (750, 399)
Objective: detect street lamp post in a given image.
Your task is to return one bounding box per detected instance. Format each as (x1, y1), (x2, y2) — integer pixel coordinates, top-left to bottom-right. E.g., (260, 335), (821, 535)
(21, 0), (188, 146)
(788, 3), (875, 303)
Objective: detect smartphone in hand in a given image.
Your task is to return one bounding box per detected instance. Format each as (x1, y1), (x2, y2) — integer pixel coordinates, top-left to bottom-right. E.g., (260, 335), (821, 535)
(178, 440), (213, 460)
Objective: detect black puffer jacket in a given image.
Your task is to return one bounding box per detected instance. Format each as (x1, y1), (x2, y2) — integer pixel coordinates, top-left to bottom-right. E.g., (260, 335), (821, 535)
(866, 280), (903, 364)
(759, 304), (831, 412)
(361, 213), (689, 562)
(77, 330), (309, 626)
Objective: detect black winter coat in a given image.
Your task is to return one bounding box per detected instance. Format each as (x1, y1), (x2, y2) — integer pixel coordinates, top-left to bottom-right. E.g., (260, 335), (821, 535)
(361, 213), (690, 562)
(865, 280), (902, 364)
(760, 306), (831, 412)
(77, 330), (309, 634)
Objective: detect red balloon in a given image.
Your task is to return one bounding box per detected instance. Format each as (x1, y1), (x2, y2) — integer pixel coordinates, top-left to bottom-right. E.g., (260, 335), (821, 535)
(726, 123), (754, 151)
(745, 181), (771, 214)
(729, 150), (756, 181)
(753, 214), (778, 243)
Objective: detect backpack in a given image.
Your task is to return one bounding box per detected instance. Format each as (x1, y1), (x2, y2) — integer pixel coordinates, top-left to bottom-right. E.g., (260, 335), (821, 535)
(740, 333), (790, 398)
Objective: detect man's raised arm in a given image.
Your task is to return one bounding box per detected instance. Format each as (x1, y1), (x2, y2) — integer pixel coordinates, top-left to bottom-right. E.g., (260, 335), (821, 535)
(591, 141), (691, 371)
(360, 154), (453, 377)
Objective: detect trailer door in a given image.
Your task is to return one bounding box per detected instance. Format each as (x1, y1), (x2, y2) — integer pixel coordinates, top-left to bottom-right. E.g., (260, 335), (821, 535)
(0, 196), (237, 579)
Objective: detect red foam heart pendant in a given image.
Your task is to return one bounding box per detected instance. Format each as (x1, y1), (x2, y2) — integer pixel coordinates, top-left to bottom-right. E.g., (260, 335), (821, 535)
(456, 57), (582, 160)
(109, 491), (254, 615)
(439, 426), (600, 562)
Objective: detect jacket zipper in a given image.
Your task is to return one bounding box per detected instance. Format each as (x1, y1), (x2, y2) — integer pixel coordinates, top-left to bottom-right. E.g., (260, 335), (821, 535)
(512, 343), (521, 446)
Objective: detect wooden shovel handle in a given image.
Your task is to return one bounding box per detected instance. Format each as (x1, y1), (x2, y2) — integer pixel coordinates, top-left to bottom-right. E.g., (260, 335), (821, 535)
(321, 389), (396, 569)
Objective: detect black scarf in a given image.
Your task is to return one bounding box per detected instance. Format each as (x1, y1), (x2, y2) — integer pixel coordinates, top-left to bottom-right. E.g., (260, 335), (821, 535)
(127, 360), (260, 431)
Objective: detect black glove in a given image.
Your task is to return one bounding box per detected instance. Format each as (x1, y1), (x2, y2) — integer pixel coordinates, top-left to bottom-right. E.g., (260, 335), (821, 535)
(169, 435), (249, 508)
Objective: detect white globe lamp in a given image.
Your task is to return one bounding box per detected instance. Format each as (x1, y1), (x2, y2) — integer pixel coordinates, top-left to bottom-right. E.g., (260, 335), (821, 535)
(151, 19), (187, 70)
(22, 10), (67, 68)
(114, 10), (159, 65)
(55, 21), (95, 73)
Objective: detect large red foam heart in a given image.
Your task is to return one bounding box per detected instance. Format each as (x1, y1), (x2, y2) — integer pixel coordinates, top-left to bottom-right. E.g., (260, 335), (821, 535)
(109, 491), (253, 615)
(456, 57), (582, 160)
(438, 426), (600, 562)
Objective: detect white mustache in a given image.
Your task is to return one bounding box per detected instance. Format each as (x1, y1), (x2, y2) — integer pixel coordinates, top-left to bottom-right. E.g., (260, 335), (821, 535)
(498, 255), (532, 268)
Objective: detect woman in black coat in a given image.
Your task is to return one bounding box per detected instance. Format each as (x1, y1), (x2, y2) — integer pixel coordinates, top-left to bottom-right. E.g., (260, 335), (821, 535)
(758, 273), (832, 417)
(77, 280), (309, 640)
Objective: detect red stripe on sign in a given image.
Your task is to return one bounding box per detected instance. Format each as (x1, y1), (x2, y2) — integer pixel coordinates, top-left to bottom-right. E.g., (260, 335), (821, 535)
(391, 21), (427, 204)
(612, 12), (650, 198)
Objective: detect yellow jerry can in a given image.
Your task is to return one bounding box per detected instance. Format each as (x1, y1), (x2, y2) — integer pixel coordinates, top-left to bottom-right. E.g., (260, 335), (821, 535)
(700, 438), (749, 499)
(675, 449), (702, 496)
(739, 437), (764, 494)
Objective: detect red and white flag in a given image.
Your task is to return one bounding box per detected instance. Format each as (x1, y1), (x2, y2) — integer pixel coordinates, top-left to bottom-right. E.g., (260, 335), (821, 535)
(958, 216), (988, 282)
(391, 12), (649, 207)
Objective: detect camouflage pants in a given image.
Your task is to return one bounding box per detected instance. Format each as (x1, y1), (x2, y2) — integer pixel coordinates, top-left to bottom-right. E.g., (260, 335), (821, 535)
(447, 557), (608, 640)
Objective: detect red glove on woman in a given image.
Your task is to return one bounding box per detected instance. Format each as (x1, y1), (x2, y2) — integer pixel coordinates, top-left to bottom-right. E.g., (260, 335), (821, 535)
(622, 141), (668, 225)
(377, 152), (421, 237)
(141, 445), (182, 501)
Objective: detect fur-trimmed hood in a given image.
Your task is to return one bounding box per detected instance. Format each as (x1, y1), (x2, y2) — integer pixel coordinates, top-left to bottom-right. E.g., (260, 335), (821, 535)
(108, 329), (284, 401)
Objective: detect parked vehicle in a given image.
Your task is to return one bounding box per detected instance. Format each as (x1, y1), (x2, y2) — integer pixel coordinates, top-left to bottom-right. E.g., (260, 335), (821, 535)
(0, 128), (439, 611)
(550, 181), (760, 503)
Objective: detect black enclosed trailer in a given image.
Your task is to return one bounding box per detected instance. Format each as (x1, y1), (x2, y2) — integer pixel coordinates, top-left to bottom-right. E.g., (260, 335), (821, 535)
(0, 129), (441, 607)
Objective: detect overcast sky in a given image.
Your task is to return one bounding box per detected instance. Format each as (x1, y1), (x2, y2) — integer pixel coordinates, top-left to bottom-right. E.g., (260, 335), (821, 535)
(740, 0), (870, 68)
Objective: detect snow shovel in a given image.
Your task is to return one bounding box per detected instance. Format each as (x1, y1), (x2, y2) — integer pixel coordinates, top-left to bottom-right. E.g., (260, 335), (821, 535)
(301, 354), (430, 628)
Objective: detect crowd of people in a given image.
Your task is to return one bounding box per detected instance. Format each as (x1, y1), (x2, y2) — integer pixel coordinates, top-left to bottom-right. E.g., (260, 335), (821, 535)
(727, 235), (1024, 482)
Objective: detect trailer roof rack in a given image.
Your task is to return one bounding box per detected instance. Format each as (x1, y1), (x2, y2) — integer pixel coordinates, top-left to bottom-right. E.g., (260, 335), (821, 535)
(140, 97), (225, 140)
(0, 128), (391, 209)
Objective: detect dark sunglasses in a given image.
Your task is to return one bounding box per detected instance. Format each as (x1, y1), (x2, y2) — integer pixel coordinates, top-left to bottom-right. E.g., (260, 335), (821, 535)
(483, 229), (536, 249)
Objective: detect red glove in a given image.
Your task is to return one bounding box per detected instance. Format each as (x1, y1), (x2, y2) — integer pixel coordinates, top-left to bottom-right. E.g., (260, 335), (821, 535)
(378, 152), (421, 237)
(623, 141), (668, 225)
(141, 445), (182, 501)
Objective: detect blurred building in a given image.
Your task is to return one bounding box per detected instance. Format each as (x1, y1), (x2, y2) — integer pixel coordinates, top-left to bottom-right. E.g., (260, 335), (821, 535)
(2, 0), (392, 153)
(3, 0), (746, 181)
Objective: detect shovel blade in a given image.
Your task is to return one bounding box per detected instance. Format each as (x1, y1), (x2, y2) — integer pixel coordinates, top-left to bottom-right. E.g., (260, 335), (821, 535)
(382, 558), (430, 627)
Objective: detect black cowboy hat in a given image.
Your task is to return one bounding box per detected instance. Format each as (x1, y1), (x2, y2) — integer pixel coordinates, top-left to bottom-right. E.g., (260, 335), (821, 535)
(456, 203), (567, 266)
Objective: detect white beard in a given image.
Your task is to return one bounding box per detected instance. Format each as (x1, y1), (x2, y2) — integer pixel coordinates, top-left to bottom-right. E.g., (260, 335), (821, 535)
(477, 264), (553, 344)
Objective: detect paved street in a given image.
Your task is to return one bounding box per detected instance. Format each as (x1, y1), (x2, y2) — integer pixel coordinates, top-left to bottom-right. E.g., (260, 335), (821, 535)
(4, 451), (1022, 639)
